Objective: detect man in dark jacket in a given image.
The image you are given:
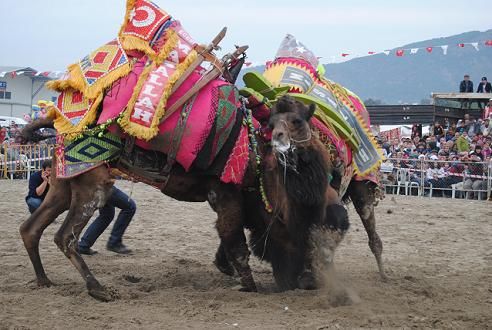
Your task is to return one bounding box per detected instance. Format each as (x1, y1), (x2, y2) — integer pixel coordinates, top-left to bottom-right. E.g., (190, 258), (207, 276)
(460, 74), (474, 109)
(460, 74), (474, 93)
(25, 160), (51, 213)
(477, 77), (492, 93)
(477, 77), (492, 109)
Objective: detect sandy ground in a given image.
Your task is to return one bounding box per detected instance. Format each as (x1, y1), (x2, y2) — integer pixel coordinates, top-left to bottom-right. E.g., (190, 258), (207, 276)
(1, 180), (491, 330)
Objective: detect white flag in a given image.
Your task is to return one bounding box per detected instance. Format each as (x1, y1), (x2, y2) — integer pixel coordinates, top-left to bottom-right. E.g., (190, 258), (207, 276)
(410, 48), (419, 54)
(440, 45), (449, 55)
(471, 42), (479, 51)
(383, 50), (390, 56)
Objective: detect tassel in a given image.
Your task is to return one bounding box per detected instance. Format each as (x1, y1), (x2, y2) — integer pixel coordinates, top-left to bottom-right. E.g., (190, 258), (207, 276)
(47, 94), (104, 138)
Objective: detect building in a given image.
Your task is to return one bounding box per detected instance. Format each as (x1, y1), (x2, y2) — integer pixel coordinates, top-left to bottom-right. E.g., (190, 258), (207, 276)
(0, 66), (59, 118)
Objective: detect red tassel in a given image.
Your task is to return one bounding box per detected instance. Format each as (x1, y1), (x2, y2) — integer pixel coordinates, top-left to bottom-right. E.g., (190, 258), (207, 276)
(396, 49), (404, 57)
(426, 47), (433, 53)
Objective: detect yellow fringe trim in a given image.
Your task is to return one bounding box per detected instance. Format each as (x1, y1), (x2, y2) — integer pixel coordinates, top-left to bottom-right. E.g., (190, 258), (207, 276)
(120, 35), (157, 59)
(118, 0), (172, 59)
(46, 76), (74, 92)
(46, 45), (132, 100)
(47, 93), (104, 139)
(120, 31), (192, 140)
(321, 78), (383, 176)
(120, 49), (198, 140)
(118, 0), (138, 36)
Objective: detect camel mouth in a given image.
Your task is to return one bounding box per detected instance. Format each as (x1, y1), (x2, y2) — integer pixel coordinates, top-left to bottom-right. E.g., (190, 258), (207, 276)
(272, 140), (291, 153)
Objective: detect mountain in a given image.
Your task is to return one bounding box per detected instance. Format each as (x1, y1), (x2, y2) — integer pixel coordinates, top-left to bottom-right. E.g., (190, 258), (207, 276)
(239, 30), (492, 104)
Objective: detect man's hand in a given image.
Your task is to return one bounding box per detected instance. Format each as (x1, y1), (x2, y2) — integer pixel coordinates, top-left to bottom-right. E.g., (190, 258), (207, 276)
(41, 171), (49, 182)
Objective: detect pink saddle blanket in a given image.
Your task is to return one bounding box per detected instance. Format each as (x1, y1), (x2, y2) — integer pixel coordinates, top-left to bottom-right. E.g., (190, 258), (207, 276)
(99, 63), (238, 171)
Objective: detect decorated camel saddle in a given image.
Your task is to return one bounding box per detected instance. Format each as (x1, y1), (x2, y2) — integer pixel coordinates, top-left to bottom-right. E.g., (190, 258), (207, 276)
(46, 0), (249, 184)
(241, 35), (382, 194)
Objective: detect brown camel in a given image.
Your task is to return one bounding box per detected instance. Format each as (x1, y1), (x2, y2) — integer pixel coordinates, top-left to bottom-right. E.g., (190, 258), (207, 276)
(214, 96), (386, 290)
(18, 99), (340, 301)
(20, 119), (263, 301)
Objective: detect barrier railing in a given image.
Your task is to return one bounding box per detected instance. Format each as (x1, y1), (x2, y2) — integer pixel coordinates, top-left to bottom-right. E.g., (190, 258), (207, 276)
(380, 157), (492, 200)
(0, 144), (55, 180)
(2, 145), (491, 201)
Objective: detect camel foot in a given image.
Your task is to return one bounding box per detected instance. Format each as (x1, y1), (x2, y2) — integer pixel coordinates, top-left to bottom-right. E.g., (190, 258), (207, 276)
(37, 278), (54, 288)
(379, 272), (390, 282)
(238, 285), (258, 293)
(239, 277), (257, 292)
(88, 286), (117, 302)
(298, 271), (317, 290)
(213, 258), (234, 277)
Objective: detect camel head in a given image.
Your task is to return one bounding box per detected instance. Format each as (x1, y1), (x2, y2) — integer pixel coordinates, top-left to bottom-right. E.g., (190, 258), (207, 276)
(269, 95), (315, 154)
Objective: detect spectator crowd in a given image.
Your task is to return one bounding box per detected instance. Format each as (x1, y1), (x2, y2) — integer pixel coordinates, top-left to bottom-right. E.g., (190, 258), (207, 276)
(378, 110), (492, 200)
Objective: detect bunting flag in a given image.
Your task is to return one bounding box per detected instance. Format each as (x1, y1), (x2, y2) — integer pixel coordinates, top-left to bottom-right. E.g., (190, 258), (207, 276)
(441, 45), (449, 55)
(330, 39), (492, 61)
(0, 69), (65, 79)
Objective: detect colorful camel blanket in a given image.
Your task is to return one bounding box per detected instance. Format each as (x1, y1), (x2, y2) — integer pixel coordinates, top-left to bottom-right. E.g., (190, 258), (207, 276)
(262, 35), (382, 176)
(46, 0), (198, 140)
(55, 132), (123, 178)
(45, 0), (249, 182)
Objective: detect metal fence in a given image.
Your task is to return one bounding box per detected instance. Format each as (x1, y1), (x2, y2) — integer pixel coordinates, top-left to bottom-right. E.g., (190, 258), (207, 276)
(0, 144), (55, 179)
(380, 157), (492, 200)
(2, 145), (491, 201)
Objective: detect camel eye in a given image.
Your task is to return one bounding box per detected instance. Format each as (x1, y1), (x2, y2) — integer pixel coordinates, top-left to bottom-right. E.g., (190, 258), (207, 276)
(292, 118), (302, 126)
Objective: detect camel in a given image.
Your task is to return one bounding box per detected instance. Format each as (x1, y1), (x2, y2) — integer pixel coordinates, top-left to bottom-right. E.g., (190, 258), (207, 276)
(214, 96), (386, 291)
(19, 95), (385, 301)
(17, 99), (333, 300)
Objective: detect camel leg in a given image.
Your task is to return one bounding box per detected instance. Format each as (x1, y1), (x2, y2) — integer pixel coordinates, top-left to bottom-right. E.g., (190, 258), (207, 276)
(19, 178), (71, 287)
(214, 241), (235, 276)
(53, 167), (115, 301)
(348, 180), (387, 280)
(212, 184), (257, 292)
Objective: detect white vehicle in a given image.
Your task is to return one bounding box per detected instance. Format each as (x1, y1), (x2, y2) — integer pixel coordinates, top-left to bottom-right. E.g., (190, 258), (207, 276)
(0, 116), (28, 128)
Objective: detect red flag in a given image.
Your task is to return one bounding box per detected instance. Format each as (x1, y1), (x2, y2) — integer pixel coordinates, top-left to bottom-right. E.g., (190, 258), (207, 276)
(426, 47), (433, 53)
(396, 49), (404, 57)
(485, 40), (492, 46)
(368, 51), (376, 55)
(458, 43), (465, 48)
(341, 53), (350, 57)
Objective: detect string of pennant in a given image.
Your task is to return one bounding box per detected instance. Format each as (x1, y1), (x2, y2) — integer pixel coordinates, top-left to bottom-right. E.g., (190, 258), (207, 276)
(243, 39), (492, 66)
(2, 40), (491, 75)
(0, 70), (64, 79)
(337, 39), (492, 60)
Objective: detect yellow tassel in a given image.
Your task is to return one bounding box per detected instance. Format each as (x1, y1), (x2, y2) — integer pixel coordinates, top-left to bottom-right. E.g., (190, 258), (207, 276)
(119, 36), (157, 58)
(147, 50), (198, 139)
(318, 77), (383, 176)
(47, 94), (104, 138)
(46, 56), (132, 100)
(154, 31), (179, 63)
(118, 0), (138, 36)
(120, 31), (183, 140)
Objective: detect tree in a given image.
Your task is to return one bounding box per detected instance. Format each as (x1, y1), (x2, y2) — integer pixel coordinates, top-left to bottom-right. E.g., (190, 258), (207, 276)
(419, 98), (432, 105)
(364, 98), (384, 106)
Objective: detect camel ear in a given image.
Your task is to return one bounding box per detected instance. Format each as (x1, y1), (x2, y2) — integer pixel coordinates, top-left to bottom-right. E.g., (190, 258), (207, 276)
(303, 103), (316, 121)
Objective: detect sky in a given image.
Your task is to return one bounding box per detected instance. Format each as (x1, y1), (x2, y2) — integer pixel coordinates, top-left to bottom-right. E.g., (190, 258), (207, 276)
(1, 0), (490, 71)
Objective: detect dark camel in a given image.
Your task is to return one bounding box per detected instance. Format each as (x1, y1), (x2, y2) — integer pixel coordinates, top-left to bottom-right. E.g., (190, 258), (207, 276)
(19, 96), (385, 301)
(20, 115), (261, 300)
(214, 96), (387, 290)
